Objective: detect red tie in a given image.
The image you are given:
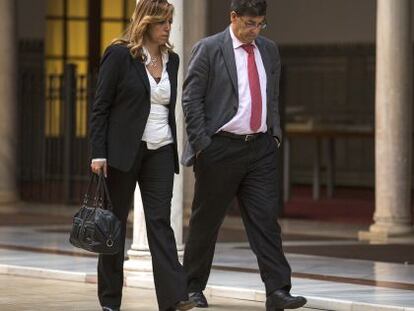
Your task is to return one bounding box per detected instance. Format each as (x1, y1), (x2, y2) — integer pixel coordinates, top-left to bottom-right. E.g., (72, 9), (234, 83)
(242, 43), (262, 132)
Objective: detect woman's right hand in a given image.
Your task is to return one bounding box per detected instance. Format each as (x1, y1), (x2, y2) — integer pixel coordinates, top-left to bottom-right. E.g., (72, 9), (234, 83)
(91, 159), (108, 177)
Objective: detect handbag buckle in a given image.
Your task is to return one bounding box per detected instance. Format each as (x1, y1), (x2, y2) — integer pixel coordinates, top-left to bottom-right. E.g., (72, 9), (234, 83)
(106, 239), (114, 247)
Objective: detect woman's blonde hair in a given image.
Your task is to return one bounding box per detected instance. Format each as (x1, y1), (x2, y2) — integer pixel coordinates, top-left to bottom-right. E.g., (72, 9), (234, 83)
(112, 0), (174, 61)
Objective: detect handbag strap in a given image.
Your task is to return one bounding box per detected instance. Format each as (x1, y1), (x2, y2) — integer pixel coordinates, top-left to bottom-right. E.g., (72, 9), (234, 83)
(82, 170), (114, 211)
(83, 173), (97, 204)
(96, 172), (114, 211)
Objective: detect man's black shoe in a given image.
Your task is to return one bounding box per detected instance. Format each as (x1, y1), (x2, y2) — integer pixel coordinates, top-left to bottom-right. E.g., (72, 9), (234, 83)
(174, 299), (197, 310)
(265, 290), (307, 310)
(188, 291), (208, 308)
(102, 307), (120, 311)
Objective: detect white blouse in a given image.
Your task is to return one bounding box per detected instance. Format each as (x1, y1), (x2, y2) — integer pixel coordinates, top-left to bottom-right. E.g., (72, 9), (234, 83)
(141, 47), (174, 150)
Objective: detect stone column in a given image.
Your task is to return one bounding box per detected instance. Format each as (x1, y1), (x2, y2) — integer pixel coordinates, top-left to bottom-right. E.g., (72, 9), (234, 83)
(124, 0), (185, 285)
(360, 0), (413, 239)
(0, 0), (18, 204)
(182, 0), (209, 221)
(170, 0), (185, 252)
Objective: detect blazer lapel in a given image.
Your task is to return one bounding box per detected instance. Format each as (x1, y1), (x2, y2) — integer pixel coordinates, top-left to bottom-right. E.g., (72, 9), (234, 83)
(255, 38), (272, 101)
(166, 53), (177, 106)
(220, 28), (238, 93)
(132, 58), (150, 94)
(256, 37), (274, 127)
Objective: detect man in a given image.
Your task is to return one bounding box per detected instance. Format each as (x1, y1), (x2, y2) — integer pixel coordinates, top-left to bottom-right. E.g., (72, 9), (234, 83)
(181, 1), (307, 310)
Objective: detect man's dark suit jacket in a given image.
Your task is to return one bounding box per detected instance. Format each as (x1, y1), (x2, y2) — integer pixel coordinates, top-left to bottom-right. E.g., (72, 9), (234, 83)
(90, 44), (180, 173)
(181, 27), (282, 167)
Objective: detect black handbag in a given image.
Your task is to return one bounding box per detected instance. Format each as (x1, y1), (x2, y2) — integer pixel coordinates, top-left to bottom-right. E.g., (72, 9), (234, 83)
(69, 173), (122, 255)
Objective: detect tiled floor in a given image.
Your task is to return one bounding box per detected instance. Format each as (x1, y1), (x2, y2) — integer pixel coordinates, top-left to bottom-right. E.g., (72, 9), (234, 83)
(0, 210), (413, 311)
(1, 275), (292, 311)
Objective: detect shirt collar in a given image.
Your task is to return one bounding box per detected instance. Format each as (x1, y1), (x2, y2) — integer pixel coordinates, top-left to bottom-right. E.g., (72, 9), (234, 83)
(142, 46), (169, 66)
(229, 26), (258, 50)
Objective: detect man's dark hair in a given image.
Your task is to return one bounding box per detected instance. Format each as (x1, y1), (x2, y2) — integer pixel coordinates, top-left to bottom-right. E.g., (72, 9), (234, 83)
(230, 0), (267, 17)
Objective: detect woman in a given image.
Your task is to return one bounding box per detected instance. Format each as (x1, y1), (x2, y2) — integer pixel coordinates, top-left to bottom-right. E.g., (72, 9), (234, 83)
(89, 1), (194, 310)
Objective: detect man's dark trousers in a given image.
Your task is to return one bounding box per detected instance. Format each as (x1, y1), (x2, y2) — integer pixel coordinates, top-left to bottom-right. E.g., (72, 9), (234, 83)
(183, 133), (292, 296)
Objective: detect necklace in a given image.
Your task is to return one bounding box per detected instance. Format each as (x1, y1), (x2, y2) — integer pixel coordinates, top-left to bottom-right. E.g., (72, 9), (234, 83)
(149, 55), (159, 68)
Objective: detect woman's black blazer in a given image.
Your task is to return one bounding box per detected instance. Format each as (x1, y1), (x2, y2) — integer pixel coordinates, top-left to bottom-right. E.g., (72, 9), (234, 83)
(90, 44), (180, 173)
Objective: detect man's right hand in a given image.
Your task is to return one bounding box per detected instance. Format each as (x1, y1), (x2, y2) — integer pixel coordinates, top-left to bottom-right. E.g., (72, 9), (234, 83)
(91, 160), (107, 177)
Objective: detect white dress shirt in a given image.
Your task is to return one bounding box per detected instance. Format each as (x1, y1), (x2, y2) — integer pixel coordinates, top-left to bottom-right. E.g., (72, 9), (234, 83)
(141, 47), (174, 150)
(219, 26), (267, 134)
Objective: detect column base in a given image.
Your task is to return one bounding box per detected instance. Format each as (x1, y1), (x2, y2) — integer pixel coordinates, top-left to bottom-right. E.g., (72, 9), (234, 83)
(124, 249), (155, 289)
(124, 249), (153, 271)
(359, 222), (414, 241)
(125, 271), (155, 289)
